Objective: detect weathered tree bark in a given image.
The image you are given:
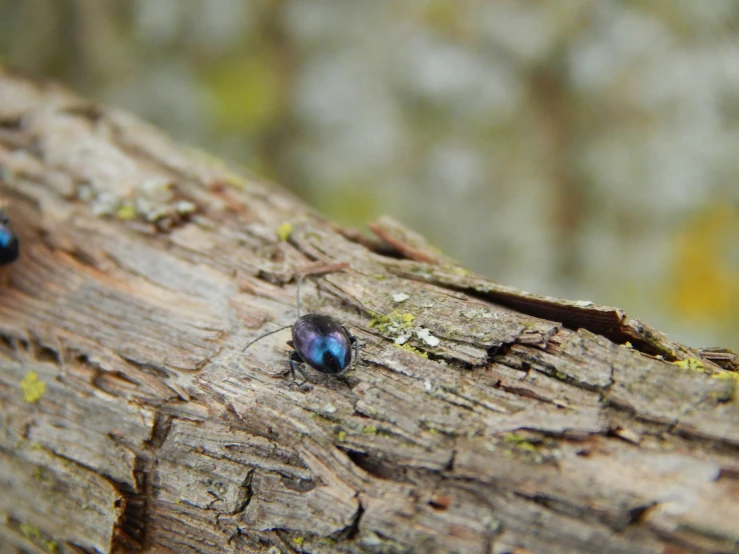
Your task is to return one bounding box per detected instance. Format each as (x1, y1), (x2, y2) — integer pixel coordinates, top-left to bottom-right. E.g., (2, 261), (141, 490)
(0, 72), (738, 554)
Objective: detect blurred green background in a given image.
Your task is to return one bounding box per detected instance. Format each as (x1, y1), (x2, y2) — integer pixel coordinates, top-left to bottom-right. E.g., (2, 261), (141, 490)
(1, 1), (738, 350)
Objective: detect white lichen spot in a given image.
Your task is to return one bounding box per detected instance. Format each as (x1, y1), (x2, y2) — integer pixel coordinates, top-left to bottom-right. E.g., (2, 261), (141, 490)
(415, 327), (440, 347)
(175, 200), (196, 214)
(359, 532), (383, 548)
(138, 177), (173, 200)
(574, 300), (594, 308)
(322, 403), (337, 414)
(424, 380), (433, 392)
(394, 330), (412, 345)
(135, 197), (152, 214)
(392, 293), (410, 303)
(77, 183), (95, 202)
(90, 191), (119, 216)
(145, 205), (172, 222)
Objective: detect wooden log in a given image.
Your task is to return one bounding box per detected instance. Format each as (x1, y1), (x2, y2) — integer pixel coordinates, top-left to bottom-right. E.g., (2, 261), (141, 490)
(0, 72), (738, 554)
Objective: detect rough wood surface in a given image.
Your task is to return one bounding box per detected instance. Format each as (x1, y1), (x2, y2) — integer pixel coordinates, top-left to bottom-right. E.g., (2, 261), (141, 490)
(0, 73), (738, 554)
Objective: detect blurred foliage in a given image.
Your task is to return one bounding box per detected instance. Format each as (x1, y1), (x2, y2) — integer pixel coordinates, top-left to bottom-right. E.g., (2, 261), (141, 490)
(205, 57), (282, 133)
(668, 206), (739, 324)
(1, 0), (739, 349)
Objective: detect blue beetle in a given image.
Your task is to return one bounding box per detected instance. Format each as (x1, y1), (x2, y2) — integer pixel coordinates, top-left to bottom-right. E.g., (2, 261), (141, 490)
(286, 313), (358, 380)
(0, 209), (19, 266)
(242, 272), (359, 382)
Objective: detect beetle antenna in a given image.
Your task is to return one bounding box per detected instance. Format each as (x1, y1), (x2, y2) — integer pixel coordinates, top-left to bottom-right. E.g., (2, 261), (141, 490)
(242, 325), (293, 353)
(295, 274), (304, 318)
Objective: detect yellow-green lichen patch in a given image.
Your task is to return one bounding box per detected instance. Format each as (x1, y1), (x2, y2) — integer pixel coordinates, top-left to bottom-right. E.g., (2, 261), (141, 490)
(20, 523), (41, 539)
(221, 173), (250, 190)
(441, 264), (469, 277)
(707, 389), (732, 403)
(116, 203), (137, 221)
(277, 222), (293, 241)
(44, 540), (59, 553)
(369, 310), (416, 334)
(292, 537), (305, 548)
(362, 425), (377, 436)
(21, 372), (46, 403)
(337, 431), (346, 442)
(712, 370), (739, 383)
(552, 370), (569, 382)
(672, 358), (706, 373)
(33, 467), (46, 482)
(503, 433), (537, 453)
(393, 343), (428, 358)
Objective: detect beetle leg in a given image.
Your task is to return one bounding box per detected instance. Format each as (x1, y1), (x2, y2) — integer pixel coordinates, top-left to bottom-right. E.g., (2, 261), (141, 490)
(286, 340), (294, 349)
(344, 327), (361, 370)
(289, 351), (310, 385)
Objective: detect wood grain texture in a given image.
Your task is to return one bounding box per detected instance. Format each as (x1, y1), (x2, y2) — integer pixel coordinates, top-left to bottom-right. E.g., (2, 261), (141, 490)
(0, 73), (737, 554)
